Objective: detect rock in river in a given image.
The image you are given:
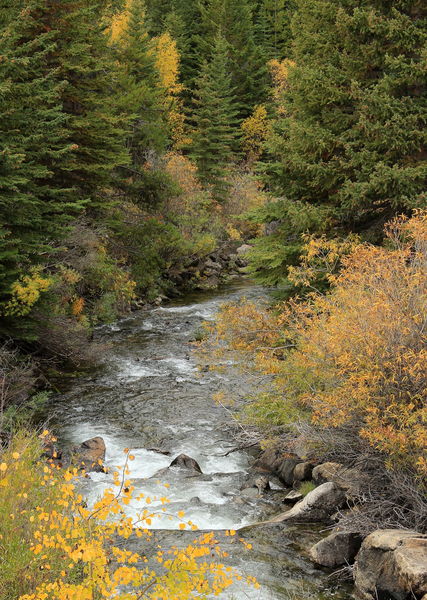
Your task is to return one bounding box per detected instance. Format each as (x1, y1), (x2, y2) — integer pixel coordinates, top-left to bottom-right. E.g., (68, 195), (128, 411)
(169, 453), (202, 474)
(270, 482), (346, 524)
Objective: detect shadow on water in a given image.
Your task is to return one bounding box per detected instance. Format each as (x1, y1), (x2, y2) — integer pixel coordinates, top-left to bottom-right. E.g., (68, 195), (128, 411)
(50, 278), (355, 599)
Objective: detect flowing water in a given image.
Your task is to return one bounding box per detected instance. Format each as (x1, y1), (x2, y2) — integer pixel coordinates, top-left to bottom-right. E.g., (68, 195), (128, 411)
(51, 279), (354, 599)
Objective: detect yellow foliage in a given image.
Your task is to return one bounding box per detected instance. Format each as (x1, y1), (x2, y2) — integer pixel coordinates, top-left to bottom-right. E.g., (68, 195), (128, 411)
(3, 268), (52, 317)
(154, 33), (189, 149)
(109, 0), (133, 43)
(241, 105), (270, 164)
(287, 233), (360, 289)
(268, 58), (296, 114)
(0, 432), (256, 600)
(203, 212), (427, 479)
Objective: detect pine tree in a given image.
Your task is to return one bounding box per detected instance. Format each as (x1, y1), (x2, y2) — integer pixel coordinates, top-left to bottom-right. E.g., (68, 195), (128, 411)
(111, 0), (171, 207)
(196, 0), (269, 118)
(20, 0), (129, 210)
(114, 0), (168, 163)
(253, 0), (296, 60)
(144, 0), (173, 35)
(251, 0), (427, 290)
(190, 35), (240, 201)
(0, 2), (81, 305)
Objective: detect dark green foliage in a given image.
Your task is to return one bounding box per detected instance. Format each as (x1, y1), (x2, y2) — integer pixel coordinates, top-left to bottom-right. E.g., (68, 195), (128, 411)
(113, 0), (169, 207)
(251, 0), (427, 289)
(253, 0), (296, 59)
(0, 5), (79, 303)
(196, 0), (269, 118)
(190, 36), (240, 201)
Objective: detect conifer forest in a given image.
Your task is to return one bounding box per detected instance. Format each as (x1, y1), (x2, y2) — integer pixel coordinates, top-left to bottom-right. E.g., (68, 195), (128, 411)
(0, 1), (426, 599)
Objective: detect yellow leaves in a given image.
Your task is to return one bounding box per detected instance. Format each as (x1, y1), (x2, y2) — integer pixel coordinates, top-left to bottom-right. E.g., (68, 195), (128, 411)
(154, 33), (189, 149)
(0, 433), (257, 600)
(71, 297), (85, 317)
(268, 58), (296, 114)
(203, 212), (427, 479)
(241, 105), (270, 164)
(3, 268), (52, 317)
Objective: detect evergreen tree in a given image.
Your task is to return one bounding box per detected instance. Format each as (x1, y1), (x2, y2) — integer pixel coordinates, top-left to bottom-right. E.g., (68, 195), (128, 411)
(19, 0), (129, 210)
(113, 0), (170, 207)
(144, 0), (173, 35)
(253, 0), (296, 60)
(190, 35), (240, 201)
(115, 0), (168, 162)
(251, 0), (427, 289)
(168, 0), (206, 101)
(196, 0), (269, 118)
(0, 1), (81, 304)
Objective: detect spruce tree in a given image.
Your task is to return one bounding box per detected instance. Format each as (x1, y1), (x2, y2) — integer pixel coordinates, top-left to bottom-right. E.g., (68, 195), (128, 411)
(253, 0), (296, 60)
(190, 35), (240, 201)
(251, 0), (427, 289)
(196, 0), (269, 118)
(16, 0), (129, 211)
(115, 0), (168, 163)
(112, 0), (170, 207)
(0, 1), (80, 305)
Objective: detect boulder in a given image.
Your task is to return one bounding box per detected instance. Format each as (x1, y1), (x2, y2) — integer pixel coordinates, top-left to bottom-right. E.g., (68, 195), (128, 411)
(253, 447), (284, 473)
(72, 436), (106, 472)
(204, 258), (221, 272)
(241, 487), (260, 499)
(277, 457), (300, 486)
(293, 461), (314, 482)
(312, 462), (367, 498)
(289, 434), (317, 460)
(270, 482), (346, 523)
(309, 531), (363, 567)
(169, 453), (202, 474)
(354, 530), (427, 600)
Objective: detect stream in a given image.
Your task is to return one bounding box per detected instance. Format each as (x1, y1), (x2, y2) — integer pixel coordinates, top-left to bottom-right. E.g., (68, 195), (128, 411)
(51, 279), (354, 600)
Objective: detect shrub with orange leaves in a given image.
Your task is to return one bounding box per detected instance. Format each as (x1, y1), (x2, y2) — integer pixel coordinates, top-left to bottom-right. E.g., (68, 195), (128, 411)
(0, 430), (257, 600)
(205, 212), (427, 482)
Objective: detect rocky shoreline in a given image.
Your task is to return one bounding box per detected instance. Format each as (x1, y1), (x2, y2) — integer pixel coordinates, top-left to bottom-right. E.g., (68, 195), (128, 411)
(131, 241), (252, 309)
(239, 446), (427, 600)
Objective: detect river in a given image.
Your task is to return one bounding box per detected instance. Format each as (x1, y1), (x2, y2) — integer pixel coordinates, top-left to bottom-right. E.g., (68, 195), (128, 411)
(51, 279), (354, 600)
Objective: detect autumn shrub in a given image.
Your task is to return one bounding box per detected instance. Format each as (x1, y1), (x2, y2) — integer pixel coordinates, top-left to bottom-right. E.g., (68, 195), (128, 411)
(204, 212), (427, 487)
(0, 430), (257, 600)
(0, 344), (37, 435)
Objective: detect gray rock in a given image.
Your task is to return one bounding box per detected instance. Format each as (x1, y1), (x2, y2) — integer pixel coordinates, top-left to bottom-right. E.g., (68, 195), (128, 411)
(204, 258), (221, 271)
(241, 487), (261, 499)
(283, 490), (303, 504)
(354, 529), (427, 600)
(240, 474), (270, 493)
(293, 461), (314, 482)
(253, 447), (284, 473)
(309, 531), (363, 567)
(169, 453), (202, 474)
(269, 482), (346, 523)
